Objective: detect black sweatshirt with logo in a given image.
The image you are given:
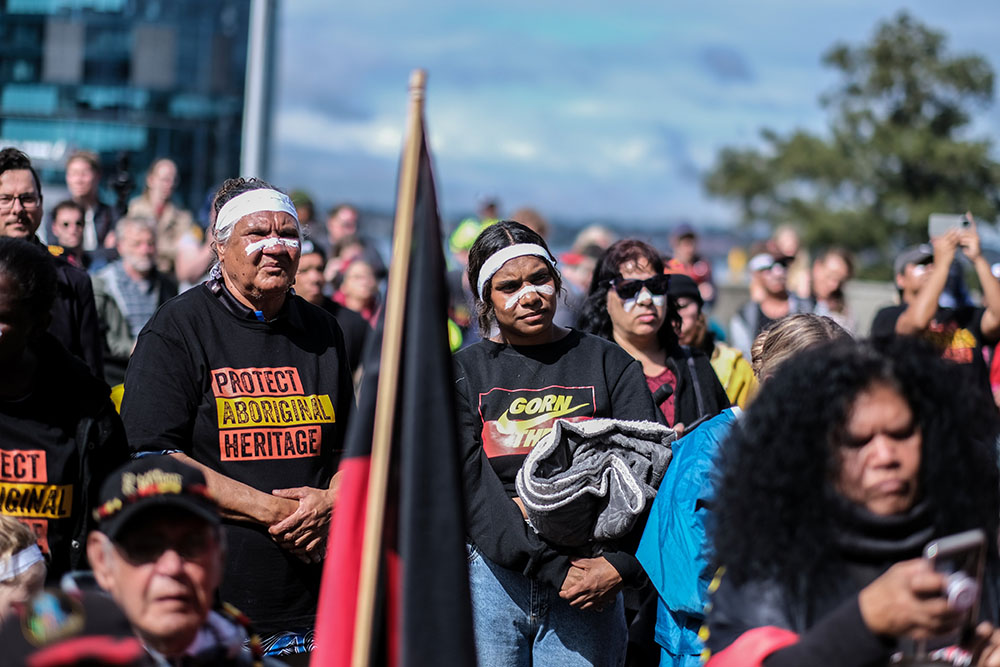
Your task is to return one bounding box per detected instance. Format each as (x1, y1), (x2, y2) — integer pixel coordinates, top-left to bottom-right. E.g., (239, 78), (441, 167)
(0, 333), (128, 581)
(453, 329), (660, 589)
(121, 282), (354, 633)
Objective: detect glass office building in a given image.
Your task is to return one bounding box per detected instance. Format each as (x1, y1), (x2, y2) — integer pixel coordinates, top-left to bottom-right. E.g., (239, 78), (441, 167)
(0, 0), (253, 220)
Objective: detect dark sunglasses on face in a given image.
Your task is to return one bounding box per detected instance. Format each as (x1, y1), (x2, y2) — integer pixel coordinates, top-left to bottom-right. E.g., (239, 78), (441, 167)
(117, 528), (215, 564)
(609, 275), (670, 300)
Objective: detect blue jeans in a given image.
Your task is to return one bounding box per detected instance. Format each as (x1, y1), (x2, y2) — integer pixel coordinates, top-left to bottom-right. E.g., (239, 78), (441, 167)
(467, 543), (627, 667)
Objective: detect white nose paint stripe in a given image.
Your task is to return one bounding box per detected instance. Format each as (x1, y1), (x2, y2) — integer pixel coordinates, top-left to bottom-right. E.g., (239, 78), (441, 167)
(245, 237), (300, 255)
(622, 287), (664, 313)
(504, 283), (555, 310)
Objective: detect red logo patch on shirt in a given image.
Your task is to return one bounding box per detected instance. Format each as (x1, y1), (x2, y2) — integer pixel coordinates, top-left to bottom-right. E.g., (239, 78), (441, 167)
(478, 386), (595, 458)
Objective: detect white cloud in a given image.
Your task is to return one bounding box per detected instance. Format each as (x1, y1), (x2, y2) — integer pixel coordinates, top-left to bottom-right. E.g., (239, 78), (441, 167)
(274, 108), (402, 158)
(499, 140), (538, 161)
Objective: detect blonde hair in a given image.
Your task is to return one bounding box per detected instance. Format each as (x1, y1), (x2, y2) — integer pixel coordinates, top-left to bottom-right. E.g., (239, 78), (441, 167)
(751, 313), (849, 381)
(0, 515), (37, 560)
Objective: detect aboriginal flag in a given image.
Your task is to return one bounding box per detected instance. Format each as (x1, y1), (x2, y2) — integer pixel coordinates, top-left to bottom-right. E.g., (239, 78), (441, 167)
(311, 115), (476, 665)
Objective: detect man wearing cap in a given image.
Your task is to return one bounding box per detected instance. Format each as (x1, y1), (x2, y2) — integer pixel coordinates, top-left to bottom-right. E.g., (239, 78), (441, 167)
(728, 252), (810, 358)
(871, 223), (1000, 386)
(87, 456), (279, 666)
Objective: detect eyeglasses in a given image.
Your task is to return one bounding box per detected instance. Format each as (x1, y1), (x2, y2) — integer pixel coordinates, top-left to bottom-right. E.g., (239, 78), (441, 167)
(0, 193), (41, 212)
(609, 275), (670, 300)
(117, 528), (216, 564)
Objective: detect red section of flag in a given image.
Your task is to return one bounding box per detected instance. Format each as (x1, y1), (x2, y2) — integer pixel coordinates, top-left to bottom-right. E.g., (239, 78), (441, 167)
(312, 456), (371, 666)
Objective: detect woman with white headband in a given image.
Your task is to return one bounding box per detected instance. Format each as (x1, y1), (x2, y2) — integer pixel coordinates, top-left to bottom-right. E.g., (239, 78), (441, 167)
(121, 177), (355, 662)
(454, 220), (660, 666)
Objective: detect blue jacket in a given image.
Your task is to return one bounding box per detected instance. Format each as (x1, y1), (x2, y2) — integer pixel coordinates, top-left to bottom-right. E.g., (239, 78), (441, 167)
(637, 408), (740, 666)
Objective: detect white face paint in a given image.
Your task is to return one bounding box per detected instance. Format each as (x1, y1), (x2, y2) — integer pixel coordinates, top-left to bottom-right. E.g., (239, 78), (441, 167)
(244, 237), (300, 256)
(503, 283), (555, 311)
(621, 287), (665, 313)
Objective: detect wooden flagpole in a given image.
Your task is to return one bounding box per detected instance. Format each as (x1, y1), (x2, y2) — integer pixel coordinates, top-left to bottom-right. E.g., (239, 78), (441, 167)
(350, 69), (427, 667)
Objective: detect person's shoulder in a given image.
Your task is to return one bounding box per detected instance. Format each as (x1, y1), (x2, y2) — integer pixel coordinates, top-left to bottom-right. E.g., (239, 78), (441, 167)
(714, 342), (745, 365)
(287, 294), (347, 343)
(698, 407), (741, 439)
(146, 283), (211, 324)
(454, 338), (498, 363)
(874, 303), (905, 318)
(871, 303), (905, 335)
(126, 194), (150, 215)
(290, 293), (338, 323)
(51, 252), (88, 282)
(155, 270), (179, 293)
(93, 260), (119, 282)
(674, 343), (711, 361)
(33, 333), (110, 400)
(322, 297), (368, 329)
(571, 329), (637, 362)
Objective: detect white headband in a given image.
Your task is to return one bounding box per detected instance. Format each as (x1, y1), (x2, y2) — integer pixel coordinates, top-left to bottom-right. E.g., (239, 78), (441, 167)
(0, 544), (44, 581)
(215, 189), (299, 235)
(477, 243), (556, 297)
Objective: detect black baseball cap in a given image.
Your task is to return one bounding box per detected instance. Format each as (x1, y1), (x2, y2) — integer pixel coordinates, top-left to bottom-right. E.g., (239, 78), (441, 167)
(93, 457), (219, 541)
(666, 273), (703, 306)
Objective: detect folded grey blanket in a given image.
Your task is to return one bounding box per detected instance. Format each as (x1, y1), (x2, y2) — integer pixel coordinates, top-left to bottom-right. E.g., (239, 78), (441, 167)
(515, 418), (674, 547)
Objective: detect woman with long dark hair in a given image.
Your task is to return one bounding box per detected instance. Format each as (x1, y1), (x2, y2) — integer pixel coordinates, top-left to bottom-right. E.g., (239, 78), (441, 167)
(454, 220), (660, 666)
(581, 240), (728, 434)
(706, 337), (1000, 666)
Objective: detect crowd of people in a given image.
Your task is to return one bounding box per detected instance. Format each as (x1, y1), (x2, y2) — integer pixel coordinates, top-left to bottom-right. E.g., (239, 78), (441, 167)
(5, 142), (1000, 667)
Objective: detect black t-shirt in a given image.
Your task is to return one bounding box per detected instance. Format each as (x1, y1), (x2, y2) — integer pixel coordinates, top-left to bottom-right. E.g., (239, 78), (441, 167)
(0, 334), (128, 581)
(453, 329), (660, 588)
(121, 283), (354, 633)
(318, 296), (370, 374)
(871, 304), (989, 387)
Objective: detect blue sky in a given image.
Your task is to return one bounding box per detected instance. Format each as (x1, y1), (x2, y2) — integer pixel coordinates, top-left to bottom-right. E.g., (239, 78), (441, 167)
(271, 1), (1000, 228)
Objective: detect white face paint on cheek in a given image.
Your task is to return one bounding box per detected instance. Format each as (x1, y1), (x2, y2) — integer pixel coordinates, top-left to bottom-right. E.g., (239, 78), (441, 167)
(244, 237), (300, 256)
(503, 284), (555, 310)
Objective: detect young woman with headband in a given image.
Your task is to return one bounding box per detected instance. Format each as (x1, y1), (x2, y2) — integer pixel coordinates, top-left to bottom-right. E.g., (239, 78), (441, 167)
(454, 220), (660, 666)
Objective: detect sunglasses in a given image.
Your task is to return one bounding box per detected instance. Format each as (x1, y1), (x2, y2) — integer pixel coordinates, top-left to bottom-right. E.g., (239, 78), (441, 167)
(609, 275), (669, 300)
(117, 528), (216, 564)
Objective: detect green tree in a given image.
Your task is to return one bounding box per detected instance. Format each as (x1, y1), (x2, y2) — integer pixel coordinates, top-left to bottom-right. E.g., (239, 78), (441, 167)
(705, 11), (1000, 274)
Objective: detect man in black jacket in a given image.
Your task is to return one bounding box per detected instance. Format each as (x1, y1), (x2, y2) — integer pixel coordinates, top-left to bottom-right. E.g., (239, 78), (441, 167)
(0, 147), (103, 377)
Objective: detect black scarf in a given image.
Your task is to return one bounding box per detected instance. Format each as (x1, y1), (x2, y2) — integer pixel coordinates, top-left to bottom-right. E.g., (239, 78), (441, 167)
(831, 495), (934, 564)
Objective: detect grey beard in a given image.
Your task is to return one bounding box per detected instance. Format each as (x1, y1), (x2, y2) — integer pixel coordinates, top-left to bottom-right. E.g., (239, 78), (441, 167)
(125, 256), (154, 274)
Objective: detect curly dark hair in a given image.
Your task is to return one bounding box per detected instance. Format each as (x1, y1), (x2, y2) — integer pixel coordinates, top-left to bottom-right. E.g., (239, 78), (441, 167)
(713, 336), (1000, 591)
(0, 237), (57, 325)
(466, 220), (561, 335)
(580, 239), (681, 351)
